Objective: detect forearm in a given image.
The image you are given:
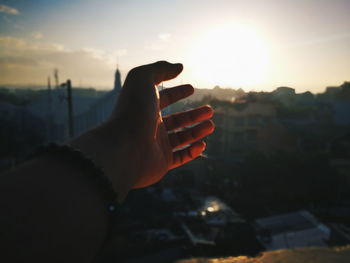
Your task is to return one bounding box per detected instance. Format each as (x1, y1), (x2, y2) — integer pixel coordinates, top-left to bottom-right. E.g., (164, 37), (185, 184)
(69, 124), (133, 201)
(0, 155), (110, 262)
(0, 60), (213, 262)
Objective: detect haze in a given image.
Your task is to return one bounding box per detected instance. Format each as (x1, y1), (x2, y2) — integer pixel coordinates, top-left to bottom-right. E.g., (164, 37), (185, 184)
(1, 0), (349, 93)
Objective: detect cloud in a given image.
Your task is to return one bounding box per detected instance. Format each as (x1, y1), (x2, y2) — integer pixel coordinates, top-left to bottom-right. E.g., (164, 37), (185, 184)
(145, 33), (172, 51)
(0, 5), (19, 15)
(81, 47), (105, 60)
(286, 32), (350, 49)
(0, 56), (39, 67)
(81, 47), (127, 66)
(158, 33), (171, 41)
(0, 36), (127, 87)
(145, 43), (164, 51)
(0, 36), (64, 54)
(113, 49), (128, 57)
(32, 32), (44, 40)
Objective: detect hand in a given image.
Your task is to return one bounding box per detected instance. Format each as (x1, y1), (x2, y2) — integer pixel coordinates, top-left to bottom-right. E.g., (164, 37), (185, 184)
(72, 61), (214, 199)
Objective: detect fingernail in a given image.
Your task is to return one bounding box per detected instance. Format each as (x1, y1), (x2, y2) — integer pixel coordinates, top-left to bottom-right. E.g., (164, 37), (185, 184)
(204, 105), (214, 113)
(208, 120), (215, 132)
(174, 63), (183, 70)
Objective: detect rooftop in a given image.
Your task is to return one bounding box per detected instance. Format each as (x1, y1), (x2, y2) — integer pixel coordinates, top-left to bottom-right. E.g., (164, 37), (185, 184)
(176, 245), (350, 263)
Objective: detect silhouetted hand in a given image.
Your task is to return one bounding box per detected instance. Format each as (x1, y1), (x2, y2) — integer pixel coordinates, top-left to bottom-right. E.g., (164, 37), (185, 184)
(72, 61), (214, 199)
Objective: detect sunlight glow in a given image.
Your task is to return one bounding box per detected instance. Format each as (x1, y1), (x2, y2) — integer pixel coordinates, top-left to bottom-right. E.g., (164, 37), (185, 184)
(187, 23), (270, 88)
(207, 206), (215, 212)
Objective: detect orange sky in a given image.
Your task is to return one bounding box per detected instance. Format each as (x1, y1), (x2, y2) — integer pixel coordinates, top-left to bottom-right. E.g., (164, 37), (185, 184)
(1, 0), (350, 93)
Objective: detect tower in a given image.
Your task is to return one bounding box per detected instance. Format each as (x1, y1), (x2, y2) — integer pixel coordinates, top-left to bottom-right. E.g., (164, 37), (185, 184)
(114, 65), (122, 91)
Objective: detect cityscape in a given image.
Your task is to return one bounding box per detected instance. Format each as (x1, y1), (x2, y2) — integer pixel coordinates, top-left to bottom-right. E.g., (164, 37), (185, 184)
(1, 0), (350, 262)
(1, 67), (350, 262)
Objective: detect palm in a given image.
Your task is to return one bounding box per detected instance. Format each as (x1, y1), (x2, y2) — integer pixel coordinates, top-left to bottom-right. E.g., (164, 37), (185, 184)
(147, 120), (173, 184)
(114, 61), (214, 189)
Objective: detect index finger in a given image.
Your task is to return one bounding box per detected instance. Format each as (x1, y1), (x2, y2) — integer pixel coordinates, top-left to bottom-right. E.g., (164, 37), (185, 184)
(159, 84), (194, 109)
(150, 61), (183, 85)
(126, 61), (183, 86)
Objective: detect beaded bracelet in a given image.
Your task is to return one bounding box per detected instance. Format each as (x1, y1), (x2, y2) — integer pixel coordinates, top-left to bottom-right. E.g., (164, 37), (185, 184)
(34, 143), (118, 213)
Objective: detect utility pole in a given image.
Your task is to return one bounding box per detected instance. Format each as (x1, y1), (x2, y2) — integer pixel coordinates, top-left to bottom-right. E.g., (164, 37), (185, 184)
(47, 77), (53, 142)
(67, 80), (74, 138)
(60, 80), (74, 138)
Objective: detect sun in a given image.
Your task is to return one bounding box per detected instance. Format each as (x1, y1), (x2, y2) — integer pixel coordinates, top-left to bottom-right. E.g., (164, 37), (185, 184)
(187, 23), (270, 88)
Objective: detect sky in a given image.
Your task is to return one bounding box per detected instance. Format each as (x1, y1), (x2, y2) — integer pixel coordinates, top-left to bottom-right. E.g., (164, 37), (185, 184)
(0, 0), (350, 93)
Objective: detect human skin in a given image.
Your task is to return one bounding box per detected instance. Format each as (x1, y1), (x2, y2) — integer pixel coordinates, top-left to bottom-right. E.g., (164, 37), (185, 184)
(0, 61), (214, 262)
(71, 61), (214, 200)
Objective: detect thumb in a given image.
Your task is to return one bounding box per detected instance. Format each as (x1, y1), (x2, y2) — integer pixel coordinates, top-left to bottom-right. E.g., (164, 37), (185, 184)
(111, 61), (183, 136)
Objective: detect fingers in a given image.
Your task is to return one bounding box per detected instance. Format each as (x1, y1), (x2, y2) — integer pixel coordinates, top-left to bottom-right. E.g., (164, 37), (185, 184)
(171, 141), (206, 169)
(150, 61), (183, 85)
(163, 105), (213, 130)
(116, 61), (183, 130)
(126, 61), (183, 86)
(169, 120), (215, 149)
(160, 84), (194, 109)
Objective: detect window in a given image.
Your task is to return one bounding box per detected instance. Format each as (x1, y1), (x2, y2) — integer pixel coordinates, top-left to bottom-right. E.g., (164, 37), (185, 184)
(246, 130), (258, 141)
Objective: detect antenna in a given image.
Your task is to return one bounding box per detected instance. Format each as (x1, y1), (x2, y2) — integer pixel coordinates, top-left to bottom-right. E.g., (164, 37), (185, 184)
(54, 68), (59, 89)
(48, 76), (51, 91)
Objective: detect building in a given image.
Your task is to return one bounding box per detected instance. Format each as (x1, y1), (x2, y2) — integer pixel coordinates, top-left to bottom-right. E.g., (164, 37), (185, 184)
(74, 67), (122, 136)
(207, 102), (295, 159)
(328, 132), (350, 200)
(28, 86), (99, 142)
(0, 101), (46, 167)
(254, 210), (331, 250)
(272, 87), (296, 106)
(333, 103), (350, 125)
(27, 66), (122, 142)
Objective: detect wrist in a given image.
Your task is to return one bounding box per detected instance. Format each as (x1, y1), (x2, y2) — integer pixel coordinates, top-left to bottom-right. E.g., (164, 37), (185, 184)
(33, 144), (118, 210)
(69, 123), (132, 202)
